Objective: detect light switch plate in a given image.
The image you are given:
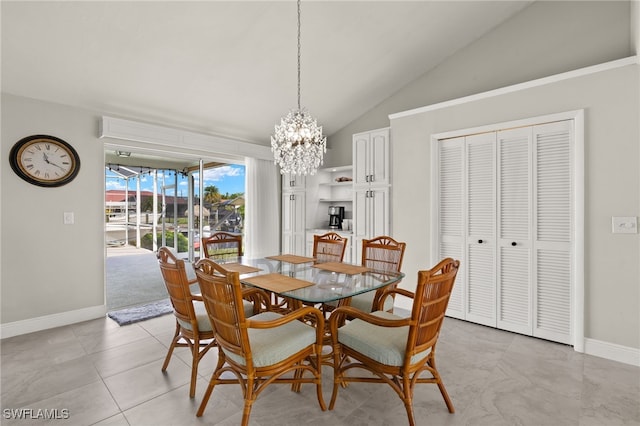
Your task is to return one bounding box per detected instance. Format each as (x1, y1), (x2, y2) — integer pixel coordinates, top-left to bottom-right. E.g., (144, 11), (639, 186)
(611, 216), (637, 234)
(63, 212), (74, 225)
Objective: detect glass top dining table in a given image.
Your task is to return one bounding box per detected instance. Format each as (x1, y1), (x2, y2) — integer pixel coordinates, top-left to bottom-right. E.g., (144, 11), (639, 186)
(215, 255), (405, 305)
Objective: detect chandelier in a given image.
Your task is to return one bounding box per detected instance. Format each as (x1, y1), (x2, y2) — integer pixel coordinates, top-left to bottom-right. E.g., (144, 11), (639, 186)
(271, 0), (326, 176)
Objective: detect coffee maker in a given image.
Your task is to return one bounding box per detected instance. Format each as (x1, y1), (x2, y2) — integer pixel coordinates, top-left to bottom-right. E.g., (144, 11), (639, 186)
(328, 206), (345, 229)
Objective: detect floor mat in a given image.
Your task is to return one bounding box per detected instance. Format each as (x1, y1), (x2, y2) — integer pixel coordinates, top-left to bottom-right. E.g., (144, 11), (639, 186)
(107, 299), (173, 326)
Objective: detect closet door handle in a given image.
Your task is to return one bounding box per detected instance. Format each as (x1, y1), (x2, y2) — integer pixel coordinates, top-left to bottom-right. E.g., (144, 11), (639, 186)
(478, 239), (483, 244)
(511, 242), (517, 246)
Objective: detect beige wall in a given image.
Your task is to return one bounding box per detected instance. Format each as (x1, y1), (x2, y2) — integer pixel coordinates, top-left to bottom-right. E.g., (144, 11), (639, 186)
(1, 95), (106, 323)
(390, 64), (639, 350)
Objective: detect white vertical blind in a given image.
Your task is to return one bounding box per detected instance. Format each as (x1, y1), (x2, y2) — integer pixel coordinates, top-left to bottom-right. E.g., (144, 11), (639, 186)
(245, 157), (280, 258)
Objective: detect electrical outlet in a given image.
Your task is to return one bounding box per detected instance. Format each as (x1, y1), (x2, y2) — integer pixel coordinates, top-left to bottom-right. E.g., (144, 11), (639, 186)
(611, 216), (637, 234)
(63, 212), (75, 225)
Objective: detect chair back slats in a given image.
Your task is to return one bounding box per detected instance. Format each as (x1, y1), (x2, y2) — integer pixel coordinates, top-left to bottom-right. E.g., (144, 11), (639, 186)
(202, 232), (243, 261)
(194, 258), (248, 359)
(361, 236), (406, 273)
(407, 258), (460, 358)
(313, 232), (348, 263)
(158, 247), (197, 326)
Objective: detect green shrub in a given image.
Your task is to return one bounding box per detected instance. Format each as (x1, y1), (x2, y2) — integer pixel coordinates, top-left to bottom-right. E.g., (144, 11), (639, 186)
(141, 231), (189, 252)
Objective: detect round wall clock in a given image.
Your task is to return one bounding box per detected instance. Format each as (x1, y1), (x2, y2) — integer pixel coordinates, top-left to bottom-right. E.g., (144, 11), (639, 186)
(9, 135), (81, 187)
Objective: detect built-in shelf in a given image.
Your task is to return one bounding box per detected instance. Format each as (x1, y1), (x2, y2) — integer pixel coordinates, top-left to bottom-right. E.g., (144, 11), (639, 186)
(319, 181), (353, 188)
(319, 198), (352, 203)
(307, 165), (354, 230)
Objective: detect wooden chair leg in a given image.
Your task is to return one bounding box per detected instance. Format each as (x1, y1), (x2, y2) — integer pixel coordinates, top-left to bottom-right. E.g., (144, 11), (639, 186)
(189, 339), (200, 398)
(161, 322), (180, 372)
(429, 356), (455, 413)
(402, 376), (415, 426)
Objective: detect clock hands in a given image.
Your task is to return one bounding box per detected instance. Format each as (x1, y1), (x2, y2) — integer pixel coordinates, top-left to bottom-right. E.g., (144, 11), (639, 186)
(42, 152), (66, 171)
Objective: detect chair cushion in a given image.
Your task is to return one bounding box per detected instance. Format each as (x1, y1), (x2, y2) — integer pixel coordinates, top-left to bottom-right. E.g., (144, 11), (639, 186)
(177, 300), (255, 333)
(325, 292), (394, 313)
(338, 311), (430, 367)
(222, 311), (317, 368)
(349, 292), (394, 312)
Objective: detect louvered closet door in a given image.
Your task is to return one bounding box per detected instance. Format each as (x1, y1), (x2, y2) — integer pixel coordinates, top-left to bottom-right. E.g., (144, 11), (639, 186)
(533, 120), (573, 344)
(497, 128), (532, 334)
(465, 133), (496, 327)
(437, 137), (465, 319)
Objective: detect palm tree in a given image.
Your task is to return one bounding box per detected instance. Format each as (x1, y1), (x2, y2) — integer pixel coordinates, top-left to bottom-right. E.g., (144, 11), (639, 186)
(204, 185), (221, 204)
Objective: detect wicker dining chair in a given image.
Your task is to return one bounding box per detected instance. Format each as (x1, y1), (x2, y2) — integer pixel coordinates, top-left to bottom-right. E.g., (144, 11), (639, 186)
(194, 258), (327, 425)
(157, 247), (267, 398)
(328, 258), (460, 426)
(324, 236), (406, 314)
(353, 235), (406, 312)
(201, 231), (243, 261)
(313, 232), (348, 263)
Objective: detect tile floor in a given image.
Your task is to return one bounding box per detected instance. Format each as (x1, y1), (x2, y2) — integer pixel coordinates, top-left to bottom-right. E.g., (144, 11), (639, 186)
(1, 314), (639, 426)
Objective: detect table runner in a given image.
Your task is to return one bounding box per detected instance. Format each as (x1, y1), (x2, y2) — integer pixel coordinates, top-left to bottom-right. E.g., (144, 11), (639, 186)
(242, 273), (315, 293)
(312, 262), (370, 275)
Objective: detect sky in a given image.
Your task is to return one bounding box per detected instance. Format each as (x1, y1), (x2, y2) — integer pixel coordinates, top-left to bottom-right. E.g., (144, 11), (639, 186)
(106, 164), (245, 198)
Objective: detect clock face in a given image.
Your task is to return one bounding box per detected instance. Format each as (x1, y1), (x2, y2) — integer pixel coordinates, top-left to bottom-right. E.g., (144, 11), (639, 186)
(9, 135), (80, 187)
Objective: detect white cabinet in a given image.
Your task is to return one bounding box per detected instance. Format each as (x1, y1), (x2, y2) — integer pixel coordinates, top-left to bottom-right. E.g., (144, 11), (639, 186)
(281, 174), (306, 255)
(352, 128), (391, 262)
(353, 128), (390, 187)
(353, 186), (389, 262)
(435, 119), (574, 345)
(281, 173), (306, 191)
(282, 192), (305, 255)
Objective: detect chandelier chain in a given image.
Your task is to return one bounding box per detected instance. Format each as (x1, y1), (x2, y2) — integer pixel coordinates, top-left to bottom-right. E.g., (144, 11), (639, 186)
(297, 0), (301, 111)
(271, 0), (326, 175)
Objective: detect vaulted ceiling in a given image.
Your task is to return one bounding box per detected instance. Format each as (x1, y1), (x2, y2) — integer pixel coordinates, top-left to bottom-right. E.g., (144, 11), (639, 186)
(2, 1), (532, 148)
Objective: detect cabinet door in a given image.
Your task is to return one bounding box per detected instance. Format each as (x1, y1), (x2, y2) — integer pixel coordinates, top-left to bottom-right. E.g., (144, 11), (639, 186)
(353, 188), (369, 241)
(282, 192), (305, 255)
(353, 129), (389, 187)
(465, 133), (496, 327)
(437, 137), (465, 319)
(369, 129), (390, 186)
(282, 173), (305, 191)
(352, 187), (389, 261)
(532, 120), (573, 344)
(369, 187), (389, 237)
(497, 127), (532, 335)
(353, 188), (389, 237)
(353, 133), (370, 186)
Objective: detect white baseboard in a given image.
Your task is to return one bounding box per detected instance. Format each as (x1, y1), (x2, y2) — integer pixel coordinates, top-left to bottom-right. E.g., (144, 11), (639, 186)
(584, 337), (640, 367)
(0, 305), (107, 339)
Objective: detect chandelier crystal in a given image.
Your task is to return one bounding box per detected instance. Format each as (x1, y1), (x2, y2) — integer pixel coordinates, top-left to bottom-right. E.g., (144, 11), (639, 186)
(271, 0), (326, 176)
